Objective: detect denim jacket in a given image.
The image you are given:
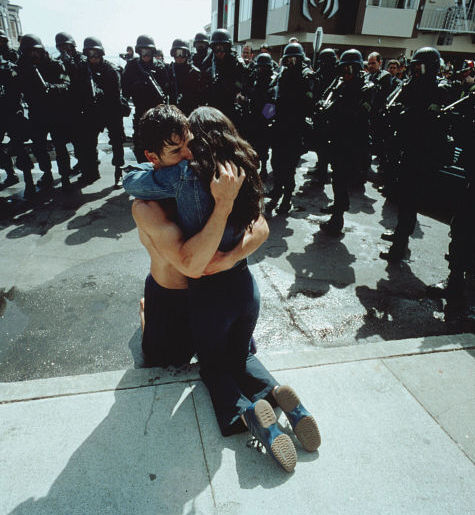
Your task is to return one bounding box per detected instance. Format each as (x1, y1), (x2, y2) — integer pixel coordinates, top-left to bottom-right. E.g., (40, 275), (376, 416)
(123, 160), (244, 252)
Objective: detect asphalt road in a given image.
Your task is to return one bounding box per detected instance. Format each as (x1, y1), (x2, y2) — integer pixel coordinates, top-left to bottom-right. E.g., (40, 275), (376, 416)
(0, 132), (470, 382)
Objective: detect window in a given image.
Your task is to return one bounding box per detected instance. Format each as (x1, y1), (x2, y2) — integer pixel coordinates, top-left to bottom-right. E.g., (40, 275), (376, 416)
(270, 0), (290, 8)
(367, 0), (419, 7)
(239, 0), (253, 22)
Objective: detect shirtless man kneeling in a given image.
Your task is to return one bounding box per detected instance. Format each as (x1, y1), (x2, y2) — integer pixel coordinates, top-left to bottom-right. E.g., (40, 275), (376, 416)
(131, 119), (268, 367)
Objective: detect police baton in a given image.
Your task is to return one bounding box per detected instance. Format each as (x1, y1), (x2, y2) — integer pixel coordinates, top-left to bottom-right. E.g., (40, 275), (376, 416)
(312, 27), (323, 70)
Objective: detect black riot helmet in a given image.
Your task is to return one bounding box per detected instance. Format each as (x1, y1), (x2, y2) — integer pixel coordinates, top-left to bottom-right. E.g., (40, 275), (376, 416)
(194, 32), (209, 48)
(210, 29), (232, 49)
(170, 38), (190, 58)
(255, 52), (273, 68)
(282, 43), (305, 59)
(0, 29), (8, 42)
(410, 47), (440, 78)
(317, 48), (338, 68)
(19, 34), (45, 55)
(55, 32), (76, 48)
(135, 34), (156, 55)
(339, 49), (363, 70)
(83, 37), (105, 56)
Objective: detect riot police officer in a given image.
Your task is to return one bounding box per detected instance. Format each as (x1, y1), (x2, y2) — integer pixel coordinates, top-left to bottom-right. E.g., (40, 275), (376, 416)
(17, 34), (72, 191)
(244, 52), (276, 180)
(122, 34), (169, 163)
(0, 30), (17, 63)
(0, 55), (34, 196)
(192, 32), (210, 72)
(318, 49), (373, 235)
(77, 37), (124, 186)
(202, 28), (248, 127)
(167, 38), (201, 116)
(266, 43), (314, 214)
(380, 47), (449, 261)
(55, 32), (84, 174)
(312, 48), (339, 186)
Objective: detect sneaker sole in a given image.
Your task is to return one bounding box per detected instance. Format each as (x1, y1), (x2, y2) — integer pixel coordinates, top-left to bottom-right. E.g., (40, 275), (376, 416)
(254, 399), (297, 473)
(275, 386), (321, 452)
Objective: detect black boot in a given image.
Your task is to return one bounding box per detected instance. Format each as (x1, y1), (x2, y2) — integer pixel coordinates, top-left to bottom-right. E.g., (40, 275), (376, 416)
(37, 171), (54, 189)
(277, 195), (291, 214)
(380, 239), (407, 262)
(381, 231), (396, 242)
(114, 166), (123, 188)
(320, 213), (344, 236)
(0, 171), (20, 189)
(61, 176), (73, 192)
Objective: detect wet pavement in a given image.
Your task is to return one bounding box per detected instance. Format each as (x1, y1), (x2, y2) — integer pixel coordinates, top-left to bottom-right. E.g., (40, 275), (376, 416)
(0, 128), (472, 382)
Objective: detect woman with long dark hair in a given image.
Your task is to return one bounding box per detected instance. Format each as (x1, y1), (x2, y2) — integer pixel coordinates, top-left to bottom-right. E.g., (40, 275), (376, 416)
(124, 105), (320, 472)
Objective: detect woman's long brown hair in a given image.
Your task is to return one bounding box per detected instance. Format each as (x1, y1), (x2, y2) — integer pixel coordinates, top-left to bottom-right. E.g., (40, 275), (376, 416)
(188, 106), (263, 233)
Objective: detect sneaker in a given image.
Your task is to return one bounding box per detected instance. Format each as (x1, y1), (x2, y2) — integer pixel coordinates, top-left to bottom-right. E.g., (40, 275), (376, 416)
(274, 385), (321, 452)
(243, 399), (297, 472)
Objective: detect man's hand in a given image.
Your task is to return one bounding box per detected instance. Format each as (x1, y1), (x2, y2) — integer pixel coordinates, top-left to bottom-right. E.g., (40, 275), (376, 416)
(210, 161), (245, 214)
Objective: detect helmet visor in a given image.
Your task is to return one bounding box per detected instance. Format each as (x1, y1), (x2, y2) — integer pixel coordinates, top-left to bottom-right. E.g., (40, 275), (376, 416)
(173, 48), (188, 58)
(85, 49), (102, 59)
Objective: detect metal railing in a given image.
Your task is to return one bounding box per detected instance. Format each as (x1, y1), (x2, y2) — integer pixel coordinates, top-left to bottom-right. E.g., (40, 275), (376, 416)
(418, 2), (475, 33)
(366, 0), (418, 8)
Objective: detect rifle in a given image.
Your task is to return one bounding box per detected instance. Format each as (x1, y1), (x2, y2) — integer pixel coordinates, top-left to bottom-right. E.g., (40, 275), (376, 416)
(440, 91), (474, 113)
(137, 61), (166, 103)
(319, 77), (344, 111)
(34, 66), (48, 94)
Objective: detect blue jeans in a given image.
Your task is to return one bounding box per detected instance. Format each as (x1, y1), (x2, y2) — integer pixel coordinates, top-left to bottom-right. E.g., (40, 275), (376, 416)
(188, 261), (279, 436)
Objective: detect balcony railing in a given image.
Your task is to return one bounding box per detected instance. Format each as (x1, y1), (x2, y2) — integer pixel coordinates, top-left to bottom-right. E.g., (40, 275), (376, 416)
(418, 2), (475, 34)
(366, 0), (418, 8)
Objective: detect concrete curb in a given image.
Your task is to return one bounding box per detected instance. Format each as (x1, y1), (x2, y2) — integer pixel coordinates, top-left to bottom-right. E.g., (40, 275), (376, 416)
(1, 333), (474, 404)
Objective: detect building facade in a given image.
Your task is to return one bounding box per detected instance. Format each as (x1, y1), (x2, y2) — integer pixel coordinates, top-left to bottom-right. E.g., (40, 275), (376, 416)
(211, 0), (474, 63)
(0, 0), (22, 49)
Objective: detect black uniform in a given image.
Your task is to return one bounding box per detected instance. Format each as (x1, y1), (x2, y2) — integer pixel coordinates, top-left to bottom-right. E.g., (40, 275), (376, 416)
(312, 63), (338, 184)
(57, 50), (85, 171)
(17, 52), (72, 187)
(0, 56), (34, 194)
(244, 62), (275, 177)
(192, 49), (211, 73)
(381, 49), (450, 261)
(77, 58), (124, 181)
(268, 57), (314, 213)
(322, 74), (373, 232)
(202, 50), (248, 127)
(122, 57), (169, 162)
(0, 45), (18, 63)
(167, 61), (201, 116)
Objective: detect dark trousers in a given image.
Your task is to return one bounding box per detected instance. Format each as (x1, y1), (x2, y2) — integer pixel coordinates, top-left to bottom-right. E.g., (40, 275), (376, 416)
(331, 159), (351, 213)
(30, 118), (71, 177)
(448, 180), (474, 274)
(270, 131), (302, 201)
(142, 274), (194, 367)
(79, 113), (124, 177)
(0, 119), (33, 184)
(393, 160), (432, 243)
(132, 108), (147, 163)
(188, 263), (279, 436)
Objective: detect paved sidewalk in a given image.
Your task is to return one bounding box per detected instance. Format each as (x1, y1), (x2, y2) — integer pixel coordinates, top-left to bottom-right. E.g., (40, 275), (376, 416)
(1, 333), (474, 515)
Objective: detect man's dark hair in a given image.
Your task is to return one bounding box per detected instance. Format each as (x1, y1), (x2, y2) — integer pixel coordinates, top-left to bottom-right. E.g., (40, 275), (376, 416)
(139, 104), (190, 157)
(387, 58), (400, 68)
(260, 43), (270, 51)
(368, 51), (382, 62)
